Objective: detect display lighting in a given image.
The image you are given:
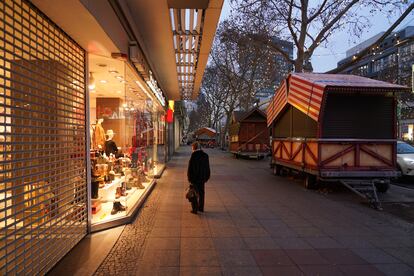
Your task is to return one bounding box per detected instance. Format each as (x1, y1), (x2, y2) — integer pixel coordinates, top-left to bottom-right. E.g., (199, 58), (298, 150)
(100, 80), (108, 84)
(168, 100), (174, 111)
(88, 72), (96, 90)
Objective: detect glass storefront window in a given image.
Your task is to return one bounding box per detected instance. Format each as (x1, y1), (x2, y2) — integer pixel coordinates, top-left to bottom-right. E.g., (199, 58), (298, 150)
(88, 55), (165, 229)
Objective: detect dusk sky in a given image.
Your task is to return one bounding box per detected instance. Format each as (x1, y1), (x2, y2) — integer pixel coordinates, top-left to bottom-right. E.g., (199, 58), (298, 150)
(219, 1), (414, 72)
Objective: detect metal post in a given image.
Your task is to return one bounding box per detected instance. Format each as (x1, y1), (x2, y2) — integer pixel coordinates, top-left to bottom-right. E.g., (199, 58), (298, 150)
(85, 52), (92, 233)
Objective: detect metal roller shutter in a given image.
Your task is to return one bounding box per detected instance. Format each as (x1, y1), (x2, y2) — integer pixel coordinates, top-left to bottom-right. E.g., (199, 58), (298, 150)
(322, 93), (394, 139)
(0, 0), (87, 274)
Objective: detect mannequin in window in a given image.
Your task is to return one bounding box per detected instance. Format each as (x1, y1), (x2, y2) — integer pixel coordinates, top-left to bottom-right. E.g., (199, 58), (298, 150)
(93, 118), (105, 150)
(105, 129), (119, 157)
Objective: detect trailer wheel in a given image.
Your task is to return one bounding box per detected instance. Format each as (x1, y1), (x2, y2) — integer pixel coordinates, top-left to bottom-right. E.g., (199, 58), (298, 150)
(304, 174), (317, 189)
(273, 165), (282, 176)
(375, 182), (389, 193)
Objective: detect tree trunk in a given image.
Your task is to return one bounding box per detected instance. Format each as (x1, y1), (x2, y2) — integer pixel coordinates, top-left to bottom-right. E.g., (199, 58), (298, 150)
(221, 110), (233, 150)
(295, 49), (304, 72)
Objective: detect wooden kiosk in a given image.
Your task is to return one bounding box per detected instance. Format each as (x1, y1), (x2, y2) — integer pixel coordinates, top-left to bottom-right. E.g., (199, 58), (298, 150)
(229, 108), (269, 159)
(267, 73), (409, 208)
(195, 127), (217, 148)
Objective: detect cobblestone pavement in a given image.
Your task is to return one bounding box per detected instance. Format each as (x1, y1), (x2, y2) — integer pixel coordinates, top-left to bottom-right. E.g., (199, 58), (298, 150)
(95, 147), (414, 276)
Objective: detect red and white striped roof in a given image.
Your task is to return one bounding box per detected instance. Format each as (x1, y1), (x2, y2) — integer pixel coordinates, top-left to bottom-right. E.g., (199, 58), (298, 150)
(267, 73), (408, 126)
(267, 80), (287, 126)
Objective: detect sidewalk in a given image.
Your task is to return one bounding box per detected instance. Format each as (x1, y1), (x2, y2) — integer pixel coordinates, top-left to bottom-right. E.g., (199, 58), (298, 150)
(93, 146), (414, 276)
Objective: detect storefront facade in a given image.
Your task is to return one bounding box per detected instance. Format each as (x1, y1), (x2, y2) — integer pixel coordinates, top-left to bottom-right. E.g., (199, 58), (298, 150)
(0, 1), (166, 272)
(1, 0), (223, 273)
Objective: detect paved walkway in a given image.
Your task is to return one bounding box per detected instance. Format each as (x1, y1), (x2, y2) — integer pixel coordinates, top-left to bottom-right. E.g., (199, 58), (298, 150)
(95, 147), (414, 276)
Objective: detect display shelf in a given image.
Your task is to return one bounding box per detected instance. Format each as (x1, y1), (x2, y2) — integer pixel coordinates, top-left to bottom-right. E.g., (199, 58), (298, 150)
(91, 180), (153, 226)
(99, 177), (123, 203)
(113, 187), (137, 203)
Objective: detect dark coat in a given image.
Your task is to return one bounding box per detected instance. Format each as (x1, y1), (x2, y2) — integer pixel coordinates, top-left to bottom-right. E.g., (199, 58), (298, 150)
(105, 140), (118, 156)
(187, 150), (210, 185)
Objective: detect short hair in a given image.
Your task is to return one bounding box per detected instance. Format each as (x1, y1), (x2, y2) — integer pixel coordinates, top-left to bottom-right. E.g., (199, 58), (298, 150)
(192, 142), (201, 150)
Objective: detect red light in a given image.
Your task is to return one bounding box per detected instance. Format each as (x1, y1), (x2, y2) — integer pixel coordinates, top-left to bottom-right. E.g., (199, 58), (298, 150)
(166, 109), (173, 123)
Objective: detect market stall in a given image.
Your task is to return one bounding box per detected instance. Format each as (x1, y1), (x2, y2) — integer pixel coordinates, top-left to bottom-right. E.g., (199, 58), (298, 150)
(267, 73), (409, 208)
(195, 127), (217, 148)
(229, 108), (269, 159)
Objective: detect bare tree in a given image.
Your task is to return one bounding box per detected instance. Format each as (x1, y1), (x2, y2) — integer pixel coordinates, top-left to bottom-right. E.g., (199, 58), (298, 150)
(187, 94), (212, 134)
(187, 110), (200, 134)
(206, 19), (278, 148)
(232, 0), (409, 72)
(200, 66), (226, 130)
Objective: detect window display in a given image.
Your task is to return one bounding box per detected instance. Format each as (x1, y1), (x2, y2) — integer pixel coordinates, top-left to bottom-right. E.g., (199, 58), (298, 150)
(88, 55), (165, 229)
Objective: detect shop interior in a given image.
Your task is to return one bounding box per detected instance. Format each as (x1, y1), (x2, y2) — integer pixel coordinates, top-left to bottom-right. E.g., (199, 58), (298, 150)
(88, 55), (165, 226)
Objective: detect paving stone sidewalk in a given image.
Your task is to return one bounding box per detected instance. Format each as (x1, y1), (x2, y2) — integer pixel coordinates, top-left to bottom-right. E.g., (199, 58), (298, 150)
(96, 147), (414, 276)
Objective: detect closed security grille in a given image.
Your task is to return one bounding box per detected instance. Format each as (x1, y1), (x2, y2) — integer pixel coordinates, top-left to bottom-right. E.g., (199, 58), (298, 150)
(0, 0), (87, 274)
(322, 93), (394, 139)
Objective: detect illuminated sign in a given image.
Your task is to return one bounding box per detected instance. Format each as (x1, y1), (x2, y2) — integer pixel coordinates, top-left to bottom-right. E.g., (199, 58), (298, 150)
(168, 100), (174, 111)
(166, 108), (174, 123)
(146, 71), (166, 107)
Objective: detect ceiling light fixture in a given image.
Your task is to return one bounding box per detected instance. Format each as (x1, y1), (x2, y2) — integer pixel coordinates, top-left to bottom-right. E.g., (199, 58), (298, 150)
(100, 80), (108, 84)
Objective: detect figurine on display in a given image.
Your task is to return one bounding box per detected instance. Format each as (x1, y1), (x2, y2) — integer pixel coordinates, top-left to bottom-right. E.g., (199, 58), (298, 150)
(90, 159), (101, 199)
(111, 202), (126, 215)
(104, 129), (119, 157)
(115, 185), (127, 198)
(93, 118), (105, 151)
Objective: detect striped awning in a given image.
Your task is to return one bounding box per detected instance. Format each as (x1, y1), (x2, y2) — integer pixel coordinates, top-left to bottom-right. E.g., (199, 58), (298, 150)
(288, 74), (324, 121)
(267, 80), (287, 126)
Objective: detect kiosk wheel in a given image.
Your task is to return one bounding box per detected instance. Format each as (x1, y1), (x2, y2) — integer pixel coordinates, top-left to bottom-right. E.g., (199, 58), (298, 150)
(304, 174), (317, 189)
(374, 181), (389, 193)
(273, 165), (282, 176)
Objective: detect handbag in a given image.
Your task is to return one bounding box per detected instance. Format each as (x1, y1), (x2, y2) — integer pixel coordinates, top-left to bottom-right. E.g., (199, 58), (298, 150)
(185, 185), (197, 202)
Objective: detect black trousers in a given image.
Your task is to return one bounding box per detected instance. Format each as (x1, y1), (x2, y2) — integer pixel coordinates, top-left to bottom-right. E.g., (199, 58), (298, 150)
(191, 182), (205, 212)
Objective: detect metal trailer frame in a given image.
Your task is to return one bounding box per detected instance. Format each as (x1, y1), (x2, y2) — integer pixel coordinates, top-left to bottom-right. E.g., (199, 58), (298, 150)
(231, 150), (268, 160)
(270, 137), (401, 209)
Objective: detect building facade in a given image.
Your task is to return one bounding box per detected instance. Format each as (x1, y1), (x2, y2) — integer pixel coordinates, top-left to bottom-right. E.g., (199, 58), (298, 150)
(0, 0), (222, 274)
(336, 26), (414, 140)
(255, 38), (293, 103)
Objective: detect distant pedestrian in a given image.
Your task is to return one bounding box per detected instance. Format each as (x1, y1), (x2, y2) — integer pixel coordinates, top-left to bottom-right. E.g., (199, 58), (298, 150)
(187, 142), (210, 214)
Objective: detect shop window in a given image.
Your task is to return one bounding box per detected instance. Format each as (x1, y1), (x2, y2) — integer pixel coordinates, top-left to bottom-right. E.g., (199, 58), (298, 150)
(88, 55), (165, 230)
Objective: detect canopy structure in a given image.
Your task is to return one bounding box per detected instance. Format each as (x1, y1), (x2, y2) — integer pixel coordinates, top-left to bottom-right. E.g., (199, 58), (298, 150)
(267, 73), (409, 126)
(32, 0), (224, 101)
